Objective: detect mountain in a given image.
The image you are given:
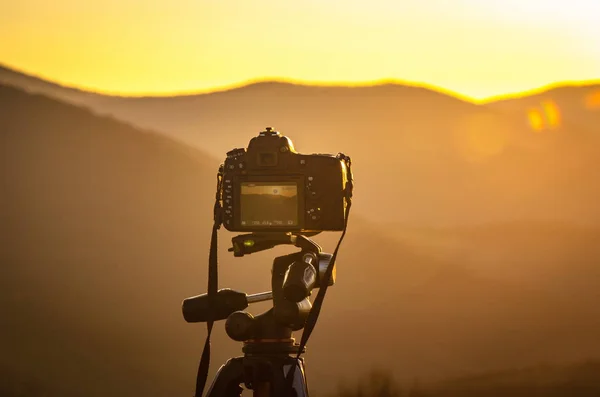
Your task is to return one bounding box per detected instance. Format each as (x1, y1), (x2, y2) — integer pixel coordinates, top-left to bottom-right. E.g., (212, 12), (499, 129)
(485, 82), (600, 133)
(3, 65), (600, 226)
(0, 64), (108, 107)
(0, 84), (220, 397)
(378, 221), (600, 281)
(90, 83), (600, 227)
(4, 84), (600, 396)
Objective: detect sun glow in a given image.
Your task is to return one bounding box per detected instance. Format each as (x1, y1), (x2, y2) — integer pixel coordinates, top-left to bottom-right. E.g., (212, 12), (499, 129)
(0, 0), (599, 99)
(455, 113), (508, 162)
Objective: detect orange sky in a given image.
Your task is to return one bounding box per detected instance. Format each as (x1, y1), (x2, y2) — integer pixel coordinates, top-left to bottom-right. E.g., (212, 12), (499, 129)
(1, 0), (599, 100)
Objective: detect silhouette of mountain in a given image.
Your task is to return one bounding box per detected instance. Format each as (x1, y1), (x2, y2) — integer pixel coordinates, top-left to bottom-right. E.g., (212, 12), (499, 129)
(3, 64), (600, 226)
(0, 63), (108, 107)
(93, 81), (600, 227)
(485, 82), (600, 134)
(0, 84), (223, 397)
(3, 84), (600, 396)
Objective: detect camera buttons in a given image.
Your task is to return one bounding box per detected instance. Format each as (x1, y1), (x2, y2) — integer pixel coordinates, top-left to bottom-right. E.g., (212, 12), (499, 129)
(307, 207), (321, 222)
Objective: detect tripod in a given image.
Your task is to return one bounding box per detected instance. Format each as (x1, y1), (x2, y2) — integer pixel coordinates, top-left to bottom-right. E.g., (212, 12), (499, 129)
(183, 233), (336, 397)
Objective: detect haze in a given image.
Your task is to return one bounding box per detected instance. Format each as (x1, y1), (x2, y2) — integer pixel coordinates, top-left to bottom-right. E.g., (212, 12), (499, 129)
(2, 0), (599, 100)
(3, 2), (600, 396)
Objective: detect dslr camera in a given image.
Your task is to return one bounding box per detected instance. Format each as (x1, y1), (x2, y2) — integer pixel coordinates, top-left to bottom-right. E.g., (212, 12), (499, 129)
(220, 127), (351, 232)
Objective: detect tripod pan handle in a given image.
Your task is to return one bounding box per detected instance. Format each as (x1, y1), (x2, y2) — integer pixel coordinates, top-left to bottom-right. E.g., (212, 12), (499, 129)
(182, 288), (249, 323)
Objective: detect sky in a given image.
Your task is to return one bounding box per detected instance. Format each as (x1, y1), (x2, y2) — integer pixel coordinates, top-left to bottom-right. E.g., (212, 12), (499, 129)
(1, 0), (599, 100)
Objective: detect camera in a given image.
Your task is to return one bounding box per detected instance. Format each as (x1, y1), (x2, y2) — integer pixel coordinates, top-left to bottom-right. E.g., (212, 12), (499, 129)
(220, 127), (351, 232)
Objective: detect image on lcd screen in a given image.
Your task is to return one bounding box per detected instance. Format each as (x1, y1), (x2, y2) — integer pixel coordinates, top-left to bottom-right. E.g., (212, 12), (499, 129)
(240, 182), (298, 227)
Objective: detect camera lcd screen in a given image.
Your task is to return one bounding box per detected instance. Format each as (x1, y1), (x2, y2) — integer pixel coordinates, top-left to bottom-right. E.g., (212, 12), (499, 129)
(240, 182), (298, 227)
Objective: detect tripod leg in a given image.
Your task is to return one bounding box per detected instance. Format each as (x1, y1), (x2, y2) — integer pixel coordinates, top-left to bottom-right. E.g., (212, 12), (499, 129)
(247, 357), (308, 397)
(206, 357), (245, 397)
(284, 358), (309, 397)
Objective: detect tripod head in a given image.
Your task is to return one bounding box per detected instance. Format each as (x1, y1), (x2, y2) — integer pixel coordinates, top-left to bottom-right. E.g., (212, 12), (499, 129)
(182, 233), (337, 396)
(183, 232), (335, 344)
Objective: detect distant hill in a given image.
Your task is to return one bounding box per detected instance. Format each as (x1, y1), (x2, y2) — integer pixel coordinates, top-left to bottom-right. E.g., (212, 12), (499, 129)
(0, 64), (108, 107)
(484, 82), (600, 134)
(3, 85), (600, 396)
(0, 84), (221, 397)
(3, 65), (600, 226)
(378, 221), (600, 282)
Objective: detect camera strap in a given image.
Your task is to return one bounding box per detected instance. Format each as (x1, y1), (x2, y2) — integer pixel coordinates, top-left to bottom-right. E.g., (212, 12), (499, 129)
(194, 167), (223, 397)
(284, 153), (354, 395)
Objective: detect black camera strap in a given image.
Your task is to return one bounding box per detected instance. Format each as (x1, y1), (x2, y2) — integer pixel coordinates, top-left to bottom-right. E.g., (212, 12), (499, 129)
(194, 167), (223, 397)
(284, 153), (354, 395)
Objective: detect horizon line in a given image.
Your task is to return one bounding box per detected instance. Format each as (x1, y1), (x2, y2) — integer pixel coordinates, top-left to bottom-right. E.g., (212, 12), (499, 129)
(1, 61), (599, 104)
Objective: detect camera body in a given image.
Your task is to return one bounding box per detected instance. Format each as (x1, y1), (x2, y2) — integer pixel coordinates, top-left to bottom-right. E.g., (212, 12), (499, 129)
(221, 128), (349, 232)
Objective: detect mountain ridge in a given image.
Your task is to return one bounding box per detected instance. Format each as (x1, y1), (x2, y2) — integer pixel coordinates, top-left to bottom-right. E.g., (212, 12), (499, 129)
(3, 64), (600, 228)
(2, 62), (598, 103)
(481, 80), (600, 105)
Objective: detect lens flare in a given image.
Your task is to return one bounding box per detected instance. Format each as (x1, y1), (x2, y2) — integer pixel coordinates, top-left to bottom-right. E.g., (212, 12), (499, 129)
(527, 100), (561, 131)
(454, 113), (508, 162)
(528, 108), (545, 132)
(541, 100), (561, 129)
